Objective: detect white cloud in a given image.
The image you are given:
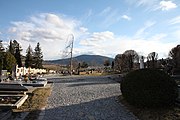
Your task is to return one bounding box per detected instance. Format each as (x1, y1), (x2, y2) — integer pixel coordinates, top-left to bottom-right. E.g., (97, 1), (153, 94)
(99, 7), (157, 30)
(173, 30), (180, 39)
(126, 0), (158, 7)
(126, 0), (177, 11)
(121, 15), (131, 21)
(78, 35), (177, 59)
(134, 21), (156, 38)
(148, 33), (167, 41)
(79, 31), (114, 46)
(77, 29), (176, 59)
(99, 7), (122, 28)
(78, 31), (115, 56)
(83, 9), (93, 19)
(159, 0), (177, 11)
(8, 13), (86, 60)
(81, 9), (93, 23)
(99, 7), (112, 16)
(119, 38), (176, 58)
(79, 27), (88, 33)
(169, 16), (180, 25)
(137, 0), (157, 7)
(126, 0), (159, 11)
(7, 12), (179, 60)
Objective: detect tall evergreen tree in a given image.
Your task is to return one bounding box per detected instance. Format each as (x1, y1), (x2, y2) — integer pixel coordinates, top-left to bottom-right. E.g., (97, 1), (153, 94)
(14, 44), (22, 67)
(33, 42), (43, 68)
(8, 40), (14, 55)
(8, 40), (22, 67)
(0, 40), (5, 74)
(25, 45), (33, 68)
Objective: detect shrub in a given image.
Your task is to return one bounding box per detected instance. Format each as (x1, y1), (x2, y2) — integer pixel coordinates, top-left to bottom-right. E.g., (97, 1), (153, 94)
(120, 69), (178, 108)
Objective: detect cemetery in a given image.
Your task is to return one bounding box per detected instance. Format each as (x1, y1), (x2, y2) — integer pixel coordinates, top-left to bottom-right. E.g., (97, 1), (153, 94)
(0, 66), (48, 119)
(0, 77), (47, 106)
(0, 40), (179, 119)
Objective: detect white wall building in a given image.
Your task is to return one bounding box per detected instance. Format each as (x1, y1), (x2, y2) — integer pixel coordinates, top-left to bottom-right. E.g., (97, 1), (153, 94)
(15, 65), (47, 78)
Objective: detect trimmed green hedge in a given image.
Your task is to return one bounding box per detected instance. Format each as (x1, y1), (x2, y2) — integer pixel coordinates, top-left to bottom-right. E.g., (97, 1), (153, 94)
(120, 69), (178, 108)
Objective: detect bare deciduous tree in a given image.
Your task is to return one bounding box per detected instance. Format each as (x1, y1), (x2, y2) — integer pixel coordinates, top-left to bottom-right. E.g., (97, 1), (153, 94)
(123, 50), (139, 71)
(147, 52), (158, 68)
(114, 50), (139, 72)
(114, 53), (133, 72)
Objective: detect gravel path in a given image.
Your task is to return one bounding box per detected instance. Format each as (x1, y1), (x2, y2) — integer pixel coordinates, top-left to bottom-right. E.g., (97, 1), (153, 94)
(42, 75), (138, 120)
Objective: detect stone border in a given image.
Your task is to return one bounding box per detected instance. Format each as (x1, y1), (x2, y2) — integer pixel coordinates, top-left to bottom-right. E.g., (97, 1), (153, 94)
(0, 95), (28, 109)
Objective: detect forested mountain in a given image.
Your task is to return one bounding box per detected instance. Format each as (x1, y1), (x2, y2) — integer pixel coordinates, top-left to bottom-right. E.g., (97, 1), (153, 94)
(44, 55), (114, 66)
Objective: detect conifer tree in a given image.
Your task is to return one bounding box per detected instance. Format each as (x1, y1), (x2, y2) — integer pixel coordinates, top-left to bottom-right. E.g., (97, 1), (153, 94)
(8, 40), (22, 67)
(14, 44), (22, 67)
(8, 40), (14, 55)
(0, 40), (5, 74)
(33, 42), (43, 68)
(0, 40), (16, 72)
(25, 45), (33, 68)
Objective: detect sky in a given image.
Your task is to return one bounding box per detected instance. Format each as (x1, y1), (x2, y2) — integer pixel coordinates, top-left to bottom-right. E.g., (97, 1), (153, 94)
(0, 0), (180, 60)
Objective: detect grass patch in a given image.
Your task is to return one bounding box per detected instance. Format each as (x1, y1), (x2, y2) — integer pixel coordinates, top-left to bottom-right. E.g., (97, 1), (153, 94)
(118, 95), (180, 120)
(12, 87), (51, 119)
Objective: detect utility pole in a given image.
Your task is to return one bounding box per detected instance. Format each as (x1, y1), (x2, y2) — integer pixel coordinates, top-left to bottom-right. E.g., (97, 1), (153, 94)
(70, 35), (74, 75)
(61, 34), (74, 75)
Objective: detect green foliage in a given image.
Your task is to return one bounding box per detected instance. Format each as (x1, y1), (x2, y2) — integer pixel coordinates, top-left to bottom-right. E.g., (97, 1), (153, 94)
(0, 40), (5, 72)
(25, 45), (33, 68)
(3, 52), (16, 72)
(8, 40), (22, 67)
(81, 61), (88, 68)
(121, 69), (178, 108)
(8, 40), (14, 55)
(169, 45), (180, 68)
(111, 61), (114, 69)
(1, 40), (45, 71)
(15, 44), (22, 67)
(33, 42), (43, 69)
(104, 59), (110, 67)
(0, 40), (5, 52)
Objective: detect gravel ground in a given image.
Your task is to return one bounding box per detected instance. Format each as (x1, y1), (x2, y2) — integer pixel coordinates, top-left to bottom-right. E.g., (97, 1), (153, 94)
(42, 75), (138, 120)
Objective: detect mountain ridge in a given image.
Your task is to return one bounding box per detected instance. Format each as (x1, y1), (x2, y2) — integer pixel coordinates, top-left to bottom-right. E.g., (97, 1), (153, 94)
(44, 54), (114, 66)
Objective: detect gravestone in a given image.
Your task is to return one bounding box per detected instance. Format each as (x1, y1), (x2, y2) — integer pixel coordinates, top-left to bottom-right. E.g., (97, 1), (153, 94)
(0, 83), (28, 91)
(140, 56), (144, 69)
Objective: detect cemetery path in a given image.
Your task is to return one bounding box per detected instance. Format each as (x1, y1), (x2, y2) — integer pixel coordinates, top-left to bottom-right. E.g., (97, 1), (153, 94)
(41, 75), (138, 120)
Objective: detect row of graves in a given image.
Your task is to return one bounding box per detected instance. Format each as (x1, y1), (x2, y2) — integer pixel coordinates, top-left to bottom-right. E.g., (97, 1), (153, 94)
(0, 70), (48, 119)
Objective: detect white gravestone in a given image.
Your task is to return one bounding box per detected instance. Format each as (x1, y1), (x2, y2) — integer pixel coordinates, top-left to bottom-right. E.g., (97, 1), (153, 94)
(140, 56), (144, 69)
